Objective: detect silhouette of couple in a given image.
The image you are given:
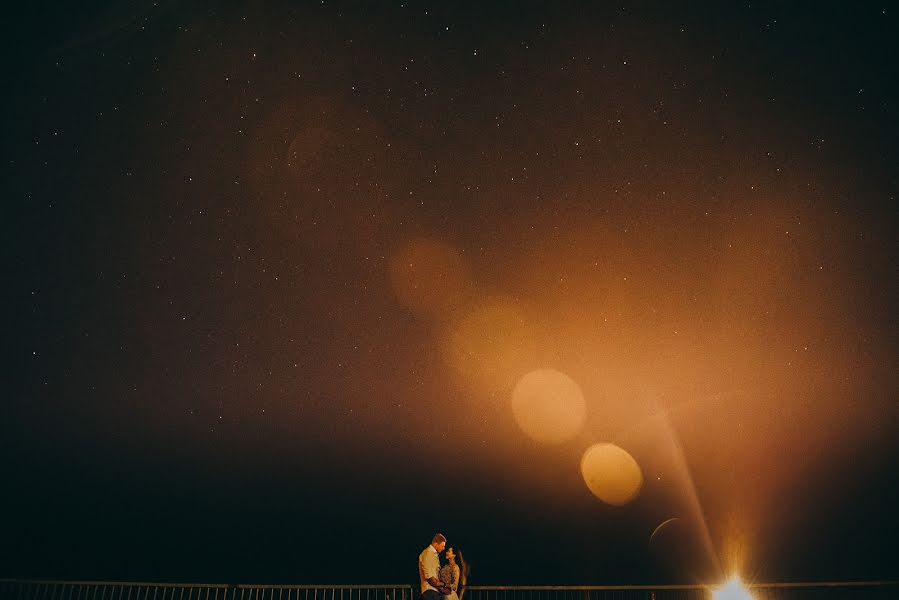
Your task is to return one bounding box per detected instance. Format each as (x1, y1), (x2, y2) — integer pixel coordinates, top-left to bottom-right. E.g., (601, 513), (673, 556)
(418, 533), (467, 600)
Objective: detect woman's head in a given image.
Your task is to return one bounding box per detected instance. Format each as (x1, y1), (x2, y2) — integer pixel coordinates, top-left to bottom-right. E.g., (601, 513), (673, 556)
(445, 547), (456, 562)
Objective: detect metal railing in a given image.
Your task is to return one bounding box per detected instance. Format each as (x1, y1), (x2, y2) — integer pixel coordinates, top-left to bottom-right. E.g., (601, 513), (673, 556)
(0, 582), (414, 600)
(2, 581), (898, 600)
(464, 582), (899, 600)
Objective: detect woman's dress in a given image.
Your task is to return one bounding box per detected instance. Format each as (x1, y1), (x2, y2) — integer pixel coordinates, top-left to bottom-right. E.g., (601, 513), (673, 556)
(438, 563), (460, 600)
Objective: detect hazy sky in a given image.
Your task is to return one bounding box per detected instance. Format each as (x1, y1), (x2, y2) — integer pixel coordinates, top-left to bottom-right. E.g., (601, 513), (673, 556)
(4, 0), (897, 586)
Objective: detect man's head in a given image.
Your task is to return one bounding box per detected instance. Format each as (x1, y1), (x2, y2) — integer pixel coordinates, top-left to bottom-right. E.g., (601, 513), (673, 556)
(431, 533), (447, 552)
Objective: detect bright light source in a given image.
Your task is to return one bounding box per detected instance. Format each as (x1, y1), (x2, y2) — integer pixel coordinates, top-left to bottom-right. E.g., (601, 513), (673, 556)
(711, 576), (754, 600)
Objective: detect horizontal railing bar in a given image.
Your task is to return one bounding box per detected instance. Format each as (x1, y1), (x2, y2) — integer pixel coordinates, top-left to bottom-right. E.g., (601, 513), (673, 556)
(3, 580), (896, 589)
(469, 586), (703, 591)
(0, 581), (408, 588)
(0, 580), (233, 588)
(235, 586), (415, 590)
(467, 581), (899, 590)
(748, 580), (899, 588)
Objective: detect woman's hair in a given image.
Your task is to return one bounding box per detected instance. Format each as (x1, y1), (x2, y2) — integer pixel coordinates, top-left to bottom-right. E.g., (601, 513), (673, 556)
(456, 549), (469, 600)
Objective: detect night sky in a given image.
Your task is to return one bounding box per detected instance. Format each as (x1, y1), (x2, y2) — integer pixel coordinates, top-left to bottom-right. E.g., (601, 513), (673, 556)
(4, 0), (898, 588)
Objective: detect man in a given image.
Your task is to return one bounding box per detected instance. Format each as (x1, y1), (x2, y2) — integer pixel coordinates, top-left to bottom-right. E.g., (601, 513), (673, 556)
(418, 533), (448, 600)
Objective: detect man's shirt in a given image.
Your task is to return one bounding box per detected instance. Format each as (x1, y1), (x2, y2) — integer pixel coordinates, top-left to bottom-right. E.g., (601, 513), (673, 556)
(419, 545), (440, 594)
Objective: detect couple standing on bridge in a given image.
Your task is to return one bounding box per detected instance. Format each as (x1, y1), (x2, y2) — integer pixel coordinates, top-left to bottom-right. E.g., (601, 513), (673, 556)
(419, 533), (467, 600)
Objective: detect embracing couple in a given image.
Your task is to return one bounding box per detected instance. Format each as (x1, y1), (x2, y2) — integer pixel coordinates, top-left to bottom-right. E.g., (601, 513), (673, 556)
(418, 533), (467, 600)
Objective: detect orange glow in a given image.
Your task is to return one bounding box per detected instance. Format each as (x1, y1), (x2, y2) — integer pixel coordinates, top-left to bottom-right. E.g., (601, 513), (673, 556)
(389, 238), (472, 319)
(623, 411), (722, 580)
(511, 369), (586, 444)
(711, 576), (754, 600)
(440, 297), (537, 392)
(580, 443), (643, 506)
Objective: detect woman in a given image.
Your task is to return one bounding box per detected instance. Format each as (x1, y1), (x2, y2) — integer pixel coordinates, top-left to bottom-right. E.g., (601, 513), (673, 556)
(438, 547), (467, 600)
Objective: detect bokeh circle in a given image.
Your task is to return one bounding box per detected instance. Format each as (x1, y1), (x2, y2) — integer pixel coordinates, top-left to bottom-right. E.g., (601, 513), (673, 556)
(580, 443), (643, 506)
(511, 369), (586, 444)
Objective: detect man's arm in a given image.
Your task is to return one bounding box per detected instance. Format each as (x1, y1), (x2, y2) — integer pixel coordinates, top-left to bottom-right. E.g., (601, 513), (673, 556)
(420, 552), (443, 591)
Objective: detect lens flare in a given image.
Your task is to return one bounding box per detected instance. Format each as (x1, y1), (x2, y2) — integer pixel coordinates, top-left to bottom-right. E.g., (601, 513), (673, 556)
(441, 297), (536, 392)
(711, 576), (754, 600)
(389, 238), (472, 319)
(511, 369), (586, 444)
(580, 442), (643, 506)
